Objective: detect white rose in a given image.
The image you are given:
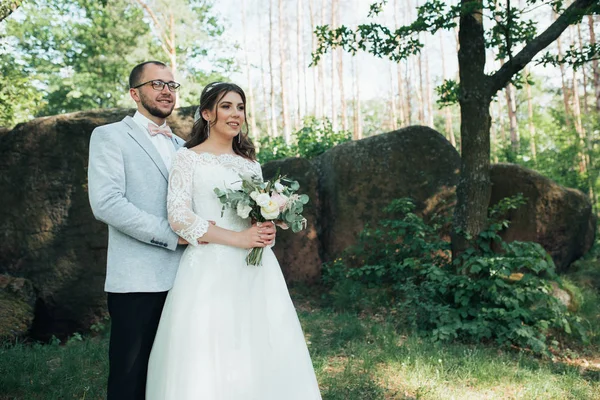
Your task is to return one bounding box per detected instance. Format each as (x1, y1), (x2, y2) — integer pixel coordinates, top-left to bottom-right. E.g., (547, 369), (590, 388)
(274, 181), (285, 193)
(260, 201), (280, 220)
(255, 193), (271, 207)
(236, 203), (252, 219)
(250, 191), (260, 201)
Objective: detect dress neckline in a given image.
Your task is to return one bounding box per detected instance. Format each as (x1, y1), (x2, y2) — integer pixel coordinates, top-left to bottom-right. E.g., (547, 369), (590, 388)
(181, 147), (257, 166)
(184, 147), (242, 160)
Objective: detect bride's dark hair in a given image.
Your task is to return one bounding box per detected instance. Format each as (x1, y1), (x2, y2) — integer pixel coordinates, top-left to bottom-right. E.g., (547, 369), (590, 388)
(185, 82), (256, 160)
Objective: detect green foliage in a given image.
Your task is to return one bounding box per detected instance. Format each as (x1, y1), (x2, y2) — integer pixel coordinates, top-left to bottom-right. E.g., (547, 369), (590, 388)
(256, 117), (351, 163)
(0, 0), (232, 127)
(322, 196), (586, 354)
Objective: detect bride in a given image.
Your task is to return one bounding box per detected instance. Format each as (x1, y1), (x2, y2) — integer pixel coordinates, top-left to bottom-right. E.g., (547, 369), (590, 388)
(146, 82), (322, 399)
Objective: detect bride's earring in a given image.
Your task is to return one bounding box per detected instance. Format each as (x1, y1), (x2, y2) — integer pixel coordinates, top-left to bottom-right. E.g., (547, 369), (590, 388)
(238, 132), (242, 144)
(205, 123), (210, 138)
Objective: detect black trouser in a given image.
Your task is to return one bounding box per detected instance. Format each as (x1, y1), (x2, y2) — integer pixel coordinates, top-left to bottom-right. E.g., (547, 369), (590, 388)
(106, 291), (168, 400)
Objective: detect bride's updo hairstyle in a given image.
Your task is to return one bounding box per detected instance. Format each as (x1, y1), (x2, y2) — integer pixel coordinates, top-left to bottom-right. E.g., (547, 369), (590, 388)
(186, 82), (256, 161)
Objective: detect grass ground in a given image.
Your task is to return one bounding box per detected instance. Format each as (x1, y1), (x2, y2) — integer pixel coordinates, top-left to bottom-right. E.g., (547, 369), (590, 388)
(1, 260), (599, 400)
(1, 289), (599, 399)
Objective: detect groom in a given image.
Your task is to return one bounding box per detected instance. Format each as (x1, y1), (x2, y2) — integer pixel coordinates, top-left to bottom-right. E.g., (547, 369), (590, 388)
(87, 61), (186, 400)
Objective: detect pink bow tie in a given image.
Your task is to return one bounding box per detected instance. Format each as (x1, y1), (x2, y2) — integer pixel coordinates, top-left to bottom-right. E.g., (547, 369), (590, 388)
(148, 123), (173, 138)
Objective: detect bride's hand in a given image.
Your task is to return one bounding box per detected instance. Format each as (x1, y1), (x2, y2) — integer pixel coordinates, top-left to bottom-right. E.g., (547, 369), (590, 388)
(258, 221), (276, 245)
(237, 223), (275, 249)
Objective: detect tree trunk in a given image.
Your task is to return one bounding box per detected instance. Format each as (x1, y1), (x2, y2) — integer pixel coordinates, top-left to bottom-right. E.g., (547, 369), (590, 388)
(318, 0), (326, 118)
(308, 0), (319, 117)
(297, 0), (306, 125)
(452, 0), (492, 257)
(395, 0), (406, 126)
(330, 0), (338, 130)
(0, 0), (21, 22)
(425, 43), (434, 127)
(278, 0), (292, 142)
(577, 23), (589, 113)
(404, 61), (412, 124)
(389, 65), (399, 131)
(352, 58), (362, 140)
(490, 105), (498, 163)
(524, 67), (537, 161)
(417, 51), (425, 124)
(556, 16), (572, 126)
(258, 13), (273, 137)
(440, 32), (456, 147)
(269, 0), (278, 137)
(338, 48), (347, 131)
(242, 0), (258, 137)
(505, 83), (519, 151)
(589, 15), (600, 111)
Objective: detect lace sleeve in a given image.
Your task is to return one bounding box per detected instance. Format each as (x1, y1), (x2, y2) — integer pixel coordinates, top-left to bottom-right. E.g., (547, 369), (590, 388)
(167, 149), (209, 246)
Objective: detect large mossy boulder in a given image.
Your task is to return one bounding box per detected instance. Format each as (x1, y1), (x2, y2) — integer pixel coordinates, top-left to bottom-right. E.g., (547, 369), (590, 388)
(0, 274), (36, 340)
(315, 126), (461, 261)
(490, 163), (596, 272)
(262, 157), (322, 284)
(0, 108), (194, 339)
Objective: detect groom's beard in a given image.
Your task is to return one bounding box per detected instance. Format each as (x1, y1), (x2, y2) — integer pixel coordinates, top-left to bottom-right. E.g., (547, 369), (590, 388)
(139, 91), (175, 119)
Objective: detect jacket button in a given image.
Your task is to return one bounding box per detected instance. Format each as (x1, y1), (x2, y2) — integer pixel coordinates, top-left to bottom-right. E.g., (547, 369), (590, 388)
(163, 243), (168, 247)
(151, 239), (156, 244)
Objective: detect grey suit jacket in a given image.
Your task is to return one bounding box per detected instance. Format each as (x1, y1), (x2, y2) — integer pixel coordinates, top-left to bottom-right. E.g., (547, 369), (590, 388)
(88, 116), (186, 293)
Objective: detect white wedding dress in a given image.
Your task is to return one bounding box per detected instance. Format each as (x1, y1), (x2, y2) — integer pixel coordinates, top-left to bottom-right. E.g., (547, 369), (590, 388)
(146, 148), (322, 400)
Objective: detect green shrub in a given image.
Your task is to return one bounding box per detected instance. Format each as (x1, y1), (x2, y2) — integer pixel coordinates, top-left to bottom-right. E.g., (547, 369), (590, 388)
(256, 117), (351, 163)
(322, 196), (586, 355)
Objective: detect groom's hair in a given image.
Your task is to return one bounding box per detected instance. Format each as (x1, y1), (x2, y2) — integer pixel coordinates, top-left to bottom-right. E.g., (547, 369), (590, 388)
(129, 61), (168, 88)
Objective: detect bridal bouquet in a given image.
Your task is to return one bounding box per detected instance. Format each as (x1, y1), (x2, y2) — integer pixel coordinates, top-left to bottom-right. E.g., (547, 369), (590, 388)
(214, 172), (309, 266)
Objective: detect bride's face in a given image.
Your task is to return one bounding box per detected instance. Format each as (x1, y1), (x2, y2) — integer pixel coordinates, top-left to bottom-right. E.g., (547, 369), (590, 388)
(204, 91), (245, 140)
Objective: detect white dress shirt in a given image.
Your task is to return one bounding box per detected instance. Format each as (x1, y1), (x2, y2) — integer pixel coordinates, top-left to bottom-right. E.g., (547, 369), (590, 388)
(132, 111), (175, 171)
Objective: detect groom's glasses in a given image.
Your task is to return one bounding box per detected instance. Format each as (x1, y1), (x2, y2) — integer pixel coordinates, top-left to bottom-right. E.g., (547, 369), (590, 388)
(132, 80), (181, 92)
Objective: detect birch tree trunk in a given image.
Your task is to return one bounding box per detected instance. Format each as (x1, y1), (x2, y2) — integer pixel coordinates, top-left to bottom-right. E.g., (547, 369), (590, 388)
(258, 12), (273, 137)
(416, 53), (425, 124)
(589, 15), (600, 111)
(425, 44), (434, 127)
(278, 0), (292, 142)
(242, 0), (258, 137)
(505, 83), (519, 151)
(269, 0), (279, 137)
(330, 0), (338, 130)
(556, 16), (572, 125)
(352, 58), (363, 140)
(389, 65), (399, 131)
(394, 0), (406, 126)
(308, 0), (320, 117)
(577, 23), (589, 113)
(524, 67), (537, 161)
(338, 47), (347, 130)
(440, 32), (456, 147)
(297, 0), (306, 124)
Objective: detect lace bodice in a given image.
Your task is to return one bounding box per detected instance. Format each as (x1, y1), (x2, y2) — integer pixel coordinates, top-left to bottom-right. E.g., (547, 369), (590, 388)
(167, 147), (263, 246)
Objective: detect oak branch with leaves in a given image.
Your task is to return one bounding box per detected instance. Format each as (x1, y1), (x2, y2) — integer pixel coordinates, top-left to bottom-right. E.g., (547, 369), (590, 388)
(0, 0), (22, 22)
(312, 0), (600, 258)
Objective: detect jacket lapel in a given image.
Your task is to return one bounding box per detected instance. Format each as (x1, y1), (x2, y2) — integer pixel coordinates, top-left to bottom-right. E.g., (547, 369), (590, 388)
(122, 116), (169, 181)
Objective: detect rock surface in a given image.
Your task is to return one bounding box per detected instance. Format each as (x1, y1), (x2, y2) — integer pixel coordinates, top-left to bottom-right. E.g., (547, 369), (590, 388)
(315, 125), (461, 261)
(0, 274), (36, 340)
(490, 163), (596, 272)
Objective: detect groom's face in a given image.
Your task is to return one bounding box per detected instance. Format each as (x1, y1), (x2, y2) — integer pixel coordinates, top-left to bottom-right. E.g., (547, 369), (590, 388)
(132, 64), (176, 119)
